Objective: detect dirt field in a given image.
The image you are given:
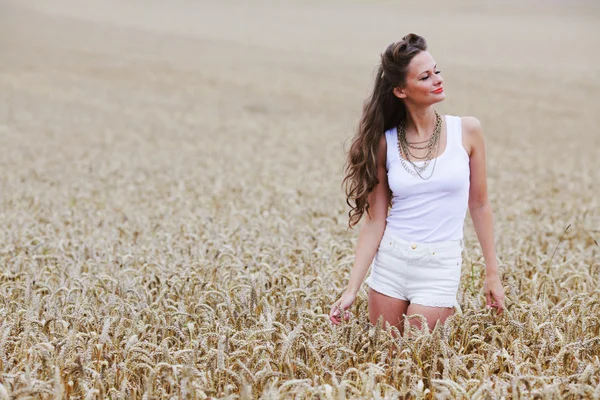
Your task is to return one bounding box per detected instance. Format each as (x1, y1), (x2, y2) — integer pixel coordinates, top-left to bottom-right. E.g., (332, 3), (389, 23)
(1, 0), (599, 398)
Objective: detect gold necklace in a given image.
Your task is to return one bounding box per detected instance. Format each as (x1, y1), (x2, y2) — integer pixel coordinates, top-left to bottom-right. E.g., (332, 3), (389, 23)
(396, 111), (442, 180)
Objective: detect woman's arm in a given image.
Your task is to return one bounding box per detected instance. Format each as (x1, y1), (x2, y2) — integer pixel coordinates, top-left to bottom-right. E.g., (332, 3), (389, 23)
(463, 116), (505, 313)
(345, 134), (390, 295)
(330, 135), (390, 324)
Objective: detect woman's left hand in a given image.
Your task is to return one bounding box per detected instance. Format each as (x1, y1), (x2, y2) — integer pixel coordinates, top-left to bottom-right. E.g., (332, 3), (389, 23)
(483, 273), (505, 314)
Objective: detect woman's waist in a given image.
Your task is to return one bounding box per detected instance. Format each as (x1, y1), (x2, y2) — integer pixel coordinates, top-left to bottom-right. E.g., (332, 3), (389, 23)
(382, 223), (464, 251)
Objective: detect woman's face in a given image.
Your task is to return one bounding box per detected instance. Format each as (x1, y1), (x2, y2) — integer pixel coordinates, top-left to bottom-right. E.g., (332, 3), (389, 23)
(393, 51), (445, 105)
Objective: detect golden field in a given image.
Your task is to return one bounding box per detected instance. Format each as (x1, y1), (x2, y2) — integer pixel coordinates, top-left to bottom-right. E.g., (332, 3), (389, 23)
(0, 0), (599, 398)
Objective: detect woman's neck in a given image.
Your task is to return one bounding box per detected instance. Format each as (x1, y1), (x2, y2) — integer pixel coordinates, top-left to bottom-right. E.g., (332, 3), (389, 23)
(404, 106), (437, 140)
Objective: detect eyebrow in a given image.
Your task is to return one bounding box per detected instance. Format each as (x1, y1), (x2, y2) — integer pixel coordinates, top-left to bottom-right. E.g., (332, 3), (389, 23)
(419, 64), (437, 77)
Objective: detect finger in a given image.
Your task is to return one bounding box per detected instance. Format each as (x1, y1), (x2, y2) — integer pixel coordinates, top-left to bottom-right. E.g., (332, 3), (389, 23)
(497, 298), (505, 313)
(485, 292), (493, 308)
(334, 304), (342, 315)
(331, 307), (345, 324)
(330, 308), (341, 323)
(330, 302), (340, 317)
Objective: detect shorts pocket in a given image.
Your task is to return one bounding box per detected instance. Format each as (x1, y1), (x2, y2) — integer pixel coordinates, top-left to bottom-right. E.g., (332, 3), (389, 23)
(378, 237), (395, 253)
(430, 246), (463, 266)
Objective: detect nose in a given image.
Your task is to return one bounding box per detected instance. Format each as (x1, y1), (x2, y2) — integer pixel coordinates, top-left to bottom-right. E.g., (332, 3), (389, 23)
(434, 74), (443, 85)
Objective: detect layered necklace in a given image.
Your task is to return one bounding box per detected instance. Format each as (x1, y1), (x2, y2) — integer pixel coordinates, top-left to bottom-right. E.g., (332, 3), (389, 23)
(397, 110), (442, 180)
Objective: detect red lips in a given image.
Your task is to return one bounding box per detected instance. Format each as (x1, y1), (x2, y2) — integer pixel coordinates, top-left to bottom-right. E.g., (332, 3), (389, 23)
(432, 87), (444, 94)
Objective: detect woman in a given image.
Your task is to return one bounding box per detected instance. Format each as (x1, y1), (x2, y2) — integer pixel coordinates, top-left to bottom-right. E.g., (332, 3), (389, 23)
(329, 33), (505, 334)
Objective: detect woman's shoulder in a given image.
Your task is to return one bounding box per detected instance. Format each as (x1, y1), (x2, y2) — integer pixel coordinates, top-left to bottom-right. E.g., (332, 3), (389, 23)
(379, 127), (396, 146)
(378, 130), (390, 151)
(446, 114), (483, 137)
(454, 115), (484, 157)
(441, 114), (480, 129)
(454, 115), (482, 134)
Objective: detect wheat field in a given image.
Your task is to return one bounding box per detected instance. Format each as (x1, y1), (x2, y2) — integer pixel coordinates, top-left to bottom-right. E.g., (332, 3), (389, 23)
(0, 0), (599, 398)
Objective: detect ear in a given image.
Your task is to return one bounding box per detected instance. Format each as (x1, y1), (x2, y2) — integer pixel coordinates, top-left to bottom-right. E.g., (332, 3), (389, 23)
(393, 86), (407, 99)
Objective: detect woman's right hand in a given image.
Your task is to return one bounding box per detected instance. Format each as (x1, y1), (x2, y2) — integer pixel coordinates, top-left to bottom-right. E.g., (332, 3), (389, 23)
(329, 290), (356, 325)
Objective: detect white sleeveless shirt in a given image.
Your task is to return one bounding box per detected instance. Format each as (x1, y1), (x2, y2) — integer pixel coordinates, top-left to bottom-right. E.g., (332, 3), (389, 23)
(385, 114), (470, 243)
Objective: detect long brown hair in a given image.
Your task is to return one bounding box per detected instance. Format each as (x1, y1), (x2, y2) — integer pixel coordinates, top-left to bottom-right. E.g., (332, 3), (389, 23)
(342, 33), (428, 230)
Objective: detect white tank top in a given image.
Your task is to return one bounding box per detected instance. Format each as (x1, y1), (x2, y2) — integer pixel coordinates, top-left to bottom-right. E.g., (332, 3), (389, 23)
(385, 114), (470, 243)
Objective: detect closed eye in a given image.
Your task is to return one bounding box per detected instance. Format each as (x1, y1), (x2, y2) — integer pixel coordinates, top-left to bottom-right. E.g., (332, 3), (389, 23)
(420, 70), (442, 81)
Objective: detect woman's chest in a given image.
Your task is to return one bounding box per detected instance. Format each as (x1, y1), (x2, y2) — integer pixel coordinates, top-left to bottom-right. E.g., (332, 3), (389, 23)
(387, 155), (470, 198)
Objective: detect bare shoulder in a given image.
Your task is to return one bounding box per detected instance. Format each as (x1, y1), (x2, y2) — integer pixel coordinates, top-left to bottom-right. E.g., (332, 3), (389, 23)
(461, 116), (483, 135)
(460, 116), (484, 156)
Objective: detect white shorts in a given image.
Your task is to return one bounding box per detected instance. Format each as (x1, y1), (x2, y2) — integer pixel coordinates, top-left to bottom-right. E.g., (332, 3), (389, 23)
(364, 228), (463, 309)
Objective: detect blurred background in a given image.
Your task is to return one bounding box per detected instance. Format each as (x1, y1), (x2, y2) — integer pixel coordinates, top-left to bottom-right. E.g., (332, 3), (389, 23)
(1, 0), (598, 249)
